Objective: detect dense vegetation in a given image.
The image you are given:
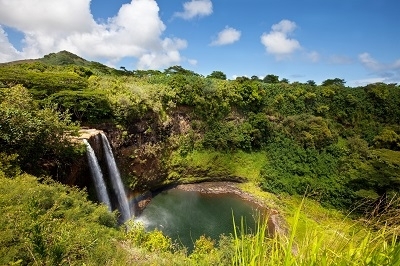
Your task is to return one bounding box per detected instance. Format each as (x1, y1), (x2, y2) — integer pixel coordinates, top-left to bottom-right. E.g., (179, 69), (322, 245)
(0, 51), (399, 264)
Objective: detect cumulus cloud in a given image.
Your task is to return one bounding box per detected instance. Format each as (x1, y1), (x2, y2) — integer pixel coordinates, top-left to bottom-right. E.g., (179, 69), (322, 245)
(210, 27), (241, 46)
(137, 37), (187, 69)
(0, 26), (22, 62)
(0, 0), (94, 34)
(260, 19), (301, 60)
(358, 52), (400, 83)
(0, 0), (187, 69)
(174, 0), (213, 20)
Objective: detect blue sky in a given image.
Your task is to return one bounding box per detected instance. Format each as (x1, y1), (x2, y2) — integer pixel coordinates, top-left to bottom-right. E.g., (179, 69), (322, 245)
(0, 0), (399, 86)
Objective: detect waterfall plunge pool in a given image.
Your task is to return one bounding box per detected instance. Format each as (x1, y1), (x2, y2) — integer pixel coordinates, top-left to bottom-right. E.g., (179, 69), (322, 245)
(135, 186), (264, 251)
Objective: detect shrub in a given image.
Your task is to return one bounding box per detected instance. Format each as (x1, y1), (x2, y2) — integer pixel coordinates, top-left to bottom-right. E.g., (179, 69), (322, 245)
(0, 174), (126, 265)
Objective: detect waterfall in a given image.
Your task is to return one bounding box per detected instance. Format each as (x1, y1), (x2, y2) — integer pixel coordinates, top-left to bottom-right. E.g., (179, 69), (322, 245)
(100, 133), (131, 222)
(83, 139), (112, 211)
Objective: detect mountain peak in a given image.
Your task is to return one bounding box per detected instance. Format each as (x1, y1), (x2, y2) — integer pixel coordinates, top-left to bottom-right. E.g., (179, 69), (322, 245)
(41, 50), (87, 66)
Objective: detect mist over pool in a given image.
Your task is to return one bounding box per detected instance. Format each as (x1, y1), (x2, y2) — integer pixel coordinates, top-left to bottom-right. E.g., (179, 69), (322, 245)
(136, 188), (262, 251)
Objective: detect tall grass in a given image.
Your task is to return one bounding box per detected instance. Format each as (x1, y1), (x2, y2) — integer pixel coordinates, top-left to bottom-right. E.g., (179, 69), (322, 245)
(231, 198), (400, 266)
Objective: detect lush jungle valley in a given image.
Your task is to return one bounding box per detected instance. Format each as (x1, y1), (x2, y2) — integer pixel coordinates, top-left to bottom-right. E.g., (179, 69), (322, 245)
(0, 51), (399, 265)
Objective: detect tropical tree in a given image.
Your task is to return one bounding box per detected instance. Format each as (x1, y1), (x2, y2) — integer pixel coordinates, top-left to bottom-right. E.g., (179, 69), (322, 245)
(0, 85), (80, 175)
(263, 74), (279, 84)
(164, 65), (199, 76)
(306, 80), (316, 86)
(207, 71), (227, 80)
(321, 78), (346, 87)
(48, 90), (112, 122)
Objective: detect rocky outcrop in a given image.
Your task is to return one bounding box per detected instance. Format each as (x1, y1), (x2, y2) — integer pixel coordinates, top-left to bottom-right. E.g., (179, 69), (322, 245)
(65, 128), (105, 186)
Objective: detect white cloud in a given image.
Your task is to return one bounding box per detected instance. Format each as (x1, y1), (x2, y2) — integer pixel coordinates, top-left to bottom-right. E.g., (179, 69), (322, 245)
(0, 0), (187, 69)
(358, 52), (400, 84)
(349, 77), (386, 87)
(271, 19), (297, 34)
(188, 59), (198, 65)
(260, 19), (301, 60)
(210, 26), (241, 46)
(174, 0), (213, 20)
(359, 52), (381, 70)
(0, 0), (94, 34)
(0, 26), (23, 62)
(306, 51), (320, 63)
(137, 37), (187, 69)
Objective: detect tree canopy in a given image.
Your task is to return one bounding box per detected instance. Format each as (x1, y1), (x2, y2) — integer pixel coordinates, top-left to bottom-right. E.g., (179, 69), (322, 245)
(1, 51), (399, 209)
(0, 51), (400, 264)
(207, 70), (227, 80)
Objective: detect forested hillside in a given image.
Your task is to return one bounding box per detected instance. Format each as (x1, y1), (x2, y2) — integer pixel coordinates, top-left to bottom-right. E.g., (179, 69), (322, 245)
(2, 51), (399, 209)
(0, 51), (399, 265)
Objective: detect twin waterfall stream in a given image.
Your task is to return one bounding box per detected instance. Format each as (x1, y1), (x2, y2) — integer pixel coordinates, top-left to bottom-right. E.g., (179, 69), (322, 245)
(83, 133), (131, 222)
(82, 131), (266, 250)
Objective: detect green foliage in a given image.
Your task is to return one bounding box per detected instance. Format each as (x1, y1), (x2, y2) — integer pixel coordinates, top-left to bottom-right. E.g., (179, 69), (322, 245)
(0, 174), (125, 265)
(306, 80), (316, 86)
(373, 128), (400, 150)
(346, 136), (370, 159)
(207, 70), (227, 80)
(202, 121), (253, 151)
(40, 50), (120, 76)
(247, 112), (274, 148)
(364, 82), (400, 124)
(48, 90), (112, 122)
(87, 75), (174, 127)
(321, 78), (346, 87)
(280, 78), (290, 84)
(168, 74), (208, 106)
(260, 137), (354, 208)
(232, 200), (400, 266)
(41, 50), (92, 66)
(126, 222), (173, 253)
(281, 115), (337, 149)
(0, 153), (20, 177)
(166, 149), (266, 183)
(1, 52), (400, 265)
(132, 69), (162, 77)
(201, 113), (272, 151)
(164, 65), (199, 76)
(0, 85), (80, 175)
(189, 235), (219, 263)
(193, 79), (234, 121)
(0, 64), (88, 98)
(263, 74), (280, 84)
(347, 149), (400, 196)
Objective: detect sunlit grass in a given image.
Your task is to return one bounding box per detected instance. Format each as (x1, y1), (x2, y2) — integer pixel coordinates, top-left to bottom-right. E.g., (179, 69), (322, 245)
(231, 198), (400, 266)
(181, 149), (266, 181)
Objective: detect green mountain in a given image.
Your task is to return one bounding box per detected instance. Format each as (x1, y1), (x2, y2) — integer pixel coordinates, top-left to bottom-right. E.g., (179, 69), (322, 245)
(0, 50), (123, 75)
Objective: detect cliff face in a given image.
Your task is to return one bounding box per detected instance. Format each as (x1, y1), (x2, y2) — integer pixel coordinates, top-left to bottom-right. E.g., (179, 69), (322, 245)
(66, 129), (105, 187)
(106, 109), (192, 191)
(68, 107), (241, 193)
(64, 109), (181, 191)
